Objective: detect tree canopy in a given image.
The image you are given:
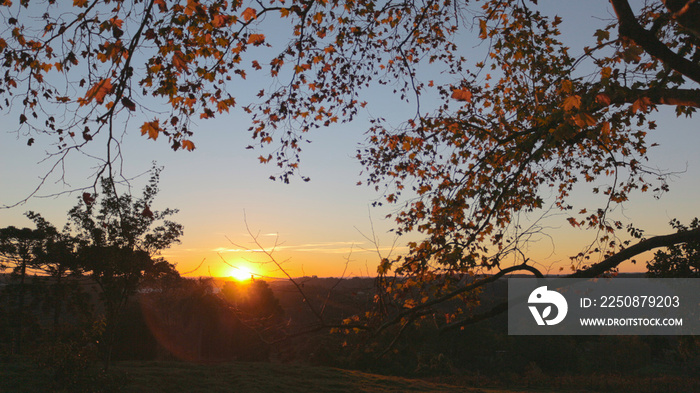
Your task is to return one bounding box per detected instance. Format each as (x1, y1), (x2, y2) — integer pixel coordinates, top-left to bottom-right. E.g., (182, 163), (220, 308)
(2, 0), (700, 327)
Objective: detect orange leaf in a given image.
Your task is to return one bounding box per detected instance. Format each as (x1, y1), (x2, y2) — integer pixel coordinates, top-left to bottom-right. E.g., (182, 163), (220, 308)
(140, 120), (161, 141)
(451, 88), (472, 102)
(595, 93), (611, 106)
(247, 34), (265, 45)
(172, 51), (188, 72)
(212, 14), (229, 28)
(242, 7), (257, 22)
(560, 79), (573, 94)
(574, 113), (596, 127)
(562, 95), (581, 111)
(82, 78), (113, 105)
(185, 0), (198, 16)
(154, 0), (167, 12)
(631, 96), (651, 114)
(181, 140), (195, 151)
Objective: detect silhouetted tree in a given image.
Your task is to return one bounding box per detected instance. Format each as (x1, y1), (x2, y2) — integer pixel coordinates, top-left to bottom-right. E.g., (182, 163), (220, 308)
(67, 166), (183, 369)
(24, 212), (82, 337)
(0, 225), (45, 354)
(647, 218), (700, 278)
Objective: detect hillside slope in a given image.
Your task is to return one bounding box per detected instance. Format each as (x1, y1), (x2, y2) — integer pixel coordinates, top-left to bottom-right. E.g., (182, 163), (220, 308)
(117, 361), (471, 393)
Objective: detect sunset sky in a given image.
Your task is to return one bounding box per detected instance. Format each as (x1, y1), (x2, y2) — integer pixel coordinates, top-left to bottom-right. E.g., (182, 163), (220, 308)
(1, 2), (698, 279)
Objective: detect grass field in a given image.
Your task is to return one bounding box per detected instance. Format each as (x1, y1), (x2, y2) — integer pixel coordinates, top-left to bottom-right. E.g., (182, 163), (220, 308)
(2, 357), (697, 393)
(1, 358), (600, 393)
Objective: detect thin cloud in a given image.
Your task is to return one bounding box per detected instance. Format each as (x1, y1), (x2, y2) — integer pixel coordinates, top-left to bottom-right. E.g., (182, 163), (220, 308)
(212, 241), (379, 254)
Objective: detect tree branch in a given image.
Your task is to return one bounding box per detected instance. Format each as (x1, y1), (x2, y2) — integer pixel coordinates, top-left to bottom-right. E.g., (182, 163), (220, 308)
(441, 226), (700, 332)
(610, 0), (700, 84)
(376, 262), (543, 334)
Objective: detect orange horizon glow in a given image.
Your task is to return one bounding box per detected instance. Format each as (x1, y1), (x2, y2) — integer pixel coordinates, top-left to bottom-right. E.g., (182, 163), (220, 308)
(226, 265), (256, 281)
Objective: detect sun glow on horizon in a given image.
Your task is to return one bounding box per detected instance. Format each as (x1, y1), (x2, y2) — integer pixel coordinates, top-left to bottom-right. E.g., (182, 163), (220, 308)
(228, 265), (256, 281)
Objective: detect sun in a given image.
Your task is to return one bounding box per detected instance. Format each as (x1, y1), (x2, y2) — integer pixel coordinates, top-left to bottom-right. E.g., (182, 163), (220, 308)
(228, 266), (255, 282)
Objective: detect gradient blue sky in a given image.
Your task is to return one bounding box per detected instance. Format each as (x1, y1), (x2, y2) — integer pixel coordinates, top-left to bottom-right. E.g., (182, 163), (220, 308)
(1, 1), (698, 278)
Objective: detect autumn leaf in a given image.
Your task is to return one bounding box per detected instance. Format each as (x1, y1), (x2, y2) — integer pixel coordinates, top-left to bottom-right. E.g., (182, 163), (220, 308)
(451, 88), (472, 102)
(140, 120), (161, 141)
(121, 97), (136, 111)
(595, 93), (611, 106)
(181, 140), (195, 151)
(562, 95), (581, 111)
(479, 19), (488, 39)
(212, 14), (230, 28)
(247, 34), (265, 46)
(560, 79), (573, 94)
(154, 0), (167, 12)
(593, 29), (609, 42)
(631, 97), (652, 114)
(567, 217), (580, 227)
(185, 0), (198, 16)
(242, 7), (257, 22)
(172, 51), (188, 72)
(574, 113), (597, 127)
(80, 78), (113, 105)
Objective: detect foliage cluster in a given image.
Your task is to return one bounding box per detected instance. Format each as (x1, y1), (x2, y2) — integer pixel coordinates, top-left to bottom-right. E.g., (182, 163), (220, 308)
(0, 167), (184, 370)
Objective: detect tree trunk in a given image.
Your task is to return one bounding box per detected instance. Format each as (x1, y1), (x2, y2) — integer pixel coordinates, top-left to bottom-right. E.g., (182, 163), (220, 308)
(13, 259), (27, 355)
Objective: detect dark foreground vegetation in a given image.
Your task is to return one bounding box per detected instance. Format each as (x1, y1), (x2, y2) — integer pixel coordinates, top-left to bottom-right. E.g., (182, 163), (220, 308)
(1, 359), (472, 393)
(1, 273), (699, 393)
(1, 355), (698, 393)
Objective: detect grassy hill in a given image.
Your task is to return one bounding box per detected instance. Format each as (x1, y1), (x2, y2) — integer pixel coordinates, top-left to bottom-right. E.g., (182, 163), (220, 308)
(1, 358), (600, 393)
